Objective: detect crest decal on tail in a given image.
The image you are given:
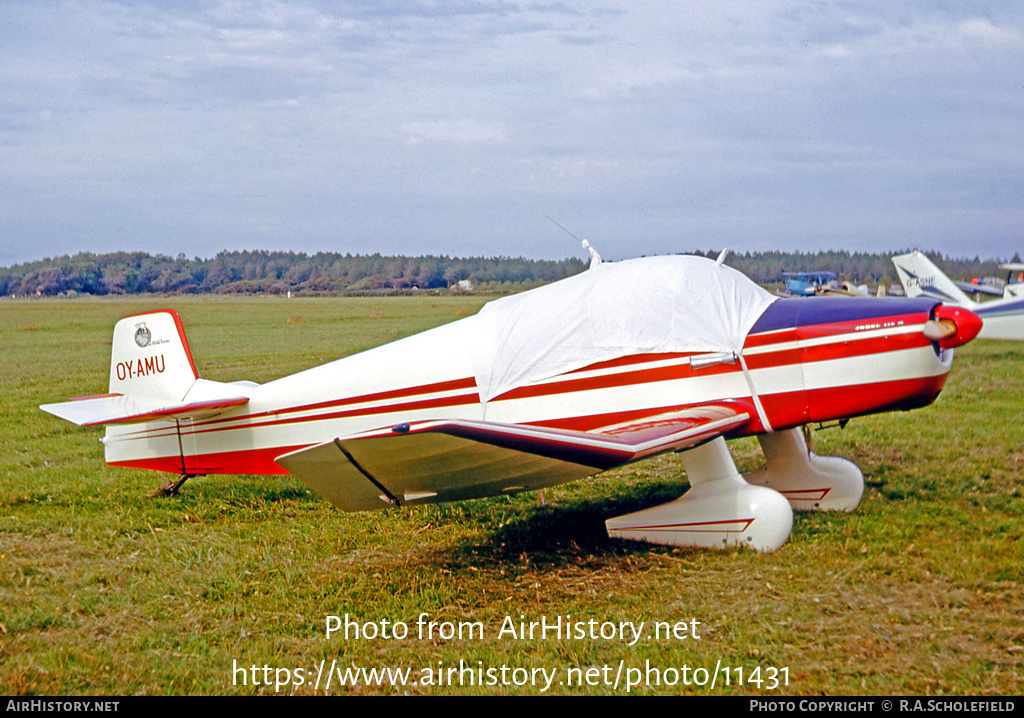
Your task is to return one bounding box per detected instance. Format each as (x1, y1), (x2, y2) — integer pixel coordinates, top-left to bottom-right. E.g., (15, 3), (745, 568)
(134, 323), (152, 347)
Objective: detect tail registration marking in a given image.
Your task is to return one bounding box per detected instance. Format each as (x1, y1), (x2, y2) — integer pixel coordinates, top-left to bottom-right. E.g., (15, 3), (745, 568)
(116, 355), (167, 381)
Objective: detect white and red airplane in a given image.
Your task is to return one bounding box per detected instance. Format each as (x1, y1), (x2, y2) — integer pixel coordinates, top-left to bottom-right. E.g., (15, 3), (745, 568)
(41, 255), (981, 552)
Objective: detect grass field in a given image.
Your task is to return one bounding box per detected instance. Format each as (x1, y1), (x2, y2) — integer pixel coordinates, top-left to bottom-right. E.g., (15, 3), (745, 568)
(1, 295), (1021, 695)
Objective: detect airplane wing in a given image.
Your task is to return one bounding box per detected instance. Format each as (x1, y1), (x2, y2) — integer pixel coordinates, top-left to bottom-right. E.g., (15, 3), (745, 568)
(953, 280), (1003, 298)
(275, 401), (753, 512)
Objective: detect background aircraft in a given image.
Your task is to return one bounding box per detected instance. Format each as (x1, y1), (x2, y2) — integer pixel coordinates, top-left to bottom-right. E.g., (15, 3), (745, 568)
(956, 277), (1004, 300)
(893, 250), (1024, 341)
(827, 281), (889, 298)
(1002, 263), (1024, 298)
(782, 271), (838, 296)
(953, 263), (1024, 301)
(41, 255), (981, 552)
(962, 262), (1024, 299)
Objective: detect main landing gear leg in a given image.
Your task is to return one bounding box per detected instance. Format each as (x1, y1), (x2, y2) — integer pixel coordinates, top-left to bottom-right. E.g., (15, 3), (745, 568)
(743, 427), (864, 512)
(605, 437), (793, 552)
(147, 474), (195, 498)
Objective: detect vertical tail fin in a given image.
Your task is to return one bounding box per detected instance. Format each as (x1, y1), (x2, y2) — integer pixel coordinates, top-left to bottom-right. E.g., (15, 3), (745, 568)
(109, 310), (199, 400)
(892, 250), (976, 307)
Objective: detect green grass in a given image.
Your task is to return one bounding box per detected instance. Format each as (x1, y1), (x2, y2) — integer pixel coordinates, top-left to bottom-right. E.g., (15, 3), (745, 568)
(1, 296), (1021, 695)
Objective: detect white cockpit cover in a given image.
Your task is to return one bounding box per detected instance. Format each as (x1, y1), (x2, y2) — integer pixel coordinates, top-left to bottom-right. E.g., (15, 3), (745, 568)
(470, 255), (777, 403)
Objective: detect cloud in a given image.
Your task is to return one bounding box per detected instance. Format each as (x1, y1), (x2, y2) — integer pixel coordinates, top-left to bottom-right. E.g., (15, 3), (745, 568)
(401, 119), (508, 146)
(957, 17), (1021, 46)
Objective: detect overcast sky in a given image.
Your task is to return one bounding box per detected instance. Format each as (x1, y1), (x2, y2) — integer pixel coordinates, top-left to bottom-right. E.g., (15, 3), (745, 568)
(2, 1), (1022, 266)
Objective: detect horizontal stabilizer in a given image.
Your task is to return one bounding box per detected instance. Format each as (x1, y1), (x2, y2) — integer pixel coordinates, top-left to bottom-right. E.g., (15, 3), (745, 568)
(276, 402), (752, 512)
(40, 392), (249, 427)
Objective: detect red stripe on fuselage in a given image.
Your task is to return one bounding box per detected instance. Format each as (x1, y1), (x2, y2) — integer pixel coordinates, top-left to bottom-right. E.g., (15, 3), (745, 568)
(263, 376), (477, 420)
(116, 372), (948, 477)
(184, 388), (481, 440)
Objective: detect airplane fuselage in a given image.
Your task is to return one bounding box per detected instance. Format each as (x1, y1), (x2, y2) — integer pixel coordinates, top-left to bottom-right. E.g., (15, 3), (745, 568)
(102, 296), (956, 477)
(972, 298), (1024, 341)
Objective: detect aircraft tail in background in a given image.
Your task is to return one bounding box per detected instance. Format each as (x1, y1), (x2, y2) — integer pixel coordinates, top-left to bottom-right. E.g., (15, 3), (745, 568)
(892, 251), (976, 308)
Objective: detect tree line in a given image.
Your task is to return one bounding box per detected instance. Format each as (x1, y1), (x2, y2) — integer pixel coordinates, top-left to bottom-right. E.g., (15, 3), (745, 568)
(1, 248), (1019, 297)
(688, 248), (1023, 287)
(0, 250), (587, 297)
